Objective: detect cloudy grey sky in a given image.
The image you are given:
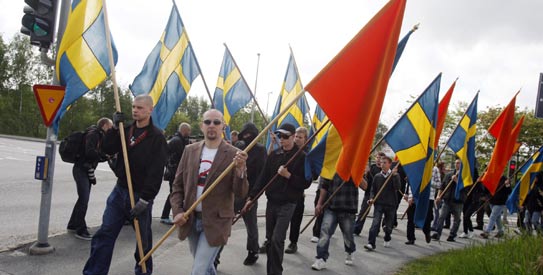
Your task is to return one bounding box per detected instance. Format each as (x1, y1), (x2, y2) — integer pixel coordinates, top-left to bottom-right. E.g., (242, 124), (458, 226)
(1, 0), (542, 127)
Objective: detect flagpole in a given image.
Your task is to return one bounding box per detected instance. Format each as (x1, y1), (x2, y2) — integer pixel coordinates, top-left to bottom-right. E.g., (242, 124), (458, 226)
(102, 0), (147, 272)
(299, 180), (348, 234)
(250, 53), (261, 122)
(371, 73), (443, 154)
(233, 119), (331, 225)
(358, 163), (400, 222)
(223, 43), (269, 124)
(172, 0), (214, 107)
(139, 89), (308, 265)
(434, 91), (479, 164)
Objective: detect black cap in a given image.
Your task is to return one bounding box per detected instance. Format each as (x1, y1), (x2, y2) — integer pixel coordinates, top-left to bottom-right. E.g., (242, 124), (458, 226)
(274, 123), (296, 136)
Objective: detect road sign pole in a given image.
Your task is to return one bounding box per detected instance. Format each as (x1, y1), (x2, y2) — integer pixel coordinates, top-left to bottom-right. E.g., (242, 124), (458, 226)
(29, 0), (70, 255)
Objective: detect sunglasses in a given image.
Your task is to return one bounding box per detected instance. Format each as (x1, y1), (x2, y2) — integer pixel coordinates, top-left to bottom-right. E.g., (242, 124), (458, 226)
(203, 119), (222, 126)
(276, 133), (291, 139)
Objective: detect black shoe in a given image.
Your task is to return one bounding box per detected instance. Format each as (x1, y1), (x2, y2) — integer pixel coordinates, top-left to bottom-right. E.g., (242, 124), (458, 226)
(75, 230), (92, 241)
(443, 224), (450, 229)
(243, 251), (259, 265)
(425, 232), (431, 243)
(446, 236), (455, 242)
(258, 240), (268, 254)
(285, 242), (297, 254)
(431, 233), (439, 241)
(405, 240), (415, 245)
(473, 225), (484, 230)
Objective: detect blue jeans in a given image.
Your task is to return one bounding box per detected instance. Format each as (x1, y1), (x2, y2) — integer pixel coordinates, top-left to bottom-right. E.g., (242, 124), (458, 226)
(524, 210), (542, 232)
(368, 204), (395, 246)
(83, 185), (153, 275)
(485, 204), (504, 234)
(68, 164), (91, 233)
(435, 201), (462, 238)
(188, 217), (221, 275)
(316, 209), (355, 261)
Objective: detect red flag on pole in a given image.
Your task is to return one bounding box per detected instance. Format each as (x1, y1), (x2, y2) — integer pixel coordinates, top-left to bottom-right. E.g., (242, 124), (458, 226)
(434, 80), (456, 148)
(304, 0), (407, 184)
(481, 95), (517, 194)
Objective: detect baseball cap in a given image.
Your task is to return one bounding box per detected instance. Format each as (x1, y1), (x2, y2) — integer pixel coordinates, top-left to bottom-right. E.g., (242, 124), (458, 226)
(274, 123), (296, 136)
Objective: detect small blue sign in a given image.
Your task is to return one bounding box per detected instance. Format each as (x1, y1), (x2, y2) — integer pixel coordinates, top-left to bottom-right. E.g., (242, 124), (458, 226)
(35, 156), (48, 180)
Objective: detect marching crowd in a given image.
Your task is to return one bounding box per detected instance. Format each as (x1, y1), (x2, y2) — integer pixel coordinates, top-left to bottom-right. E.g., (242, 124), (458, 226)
(66, 102), (543, 275)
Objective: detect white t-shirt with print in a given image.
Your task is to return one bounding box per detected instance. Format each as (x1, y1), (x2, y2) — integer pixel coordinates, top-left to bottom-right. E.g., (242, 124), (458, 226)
(196, 146), (217, 212)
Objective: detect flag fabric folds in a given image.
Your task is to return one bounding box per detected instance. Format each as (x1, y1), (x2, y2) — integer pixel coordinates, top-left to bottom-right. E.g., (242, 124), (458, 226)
(434, 80), (456, 148)
(447, 93), (478, 199)
(130, 4), (200, 130)
(384, 73), (441, 227)
(304, 0), (406, 185)
(481, 95), (517, 194)
(506, 146), (543, 213)
(309, 105), (330, 149)
(53, 0), (118, 133)
(305, 125), (342, 180)
(266, 52), (310, 150)
(391, 24), (416, 74)
(213, 46), (253, 139)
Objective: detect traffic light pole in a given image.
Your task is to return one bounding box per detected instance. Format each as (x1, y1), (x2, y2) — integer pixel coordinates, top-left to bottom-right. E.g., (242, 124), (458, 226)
(29, 0), (70, 255)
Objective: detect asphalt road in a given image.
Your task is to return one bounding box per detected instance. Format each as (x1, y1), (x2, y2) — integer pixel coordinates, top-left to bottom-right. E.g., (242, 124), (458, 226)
(0, 136), (497, 275)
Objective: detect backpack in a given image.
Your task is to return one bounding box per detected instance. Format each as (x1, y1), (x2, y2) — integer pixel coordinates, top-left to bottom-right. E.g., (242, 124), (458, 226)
(59, 131), (86, 163)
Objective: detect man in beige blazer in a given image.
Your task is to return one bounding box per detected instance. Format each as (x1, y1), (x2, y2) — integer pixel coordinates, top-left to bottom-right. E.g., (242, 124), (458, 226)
(170, 109), (248, 275)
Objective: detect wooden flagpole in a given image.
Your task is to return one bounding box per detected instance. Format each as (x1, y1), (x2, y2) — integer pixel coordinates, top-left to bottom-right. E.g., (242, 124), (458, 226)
(102, 0), (146, 272)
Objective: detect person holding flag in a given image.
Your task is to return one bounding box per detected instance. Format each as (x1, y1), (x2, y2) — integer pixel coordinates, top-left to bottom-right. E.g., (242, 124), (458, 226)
(432, 159), (464, 242)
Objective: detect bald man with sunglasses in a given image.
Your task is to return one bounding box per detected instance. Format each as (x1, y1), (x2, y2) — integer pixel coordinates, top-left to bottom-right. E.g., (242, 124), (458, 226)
(170, 109), (249, 275)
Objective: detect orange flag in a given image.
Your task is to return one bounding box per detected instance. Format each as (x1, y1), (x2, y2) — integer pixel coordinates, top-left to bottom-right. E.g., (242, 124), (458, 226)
(304, 0), (406, 184)
(434, 79), (456, 148)
(481, 95), (516, 194)
(510, 115), (525, 156)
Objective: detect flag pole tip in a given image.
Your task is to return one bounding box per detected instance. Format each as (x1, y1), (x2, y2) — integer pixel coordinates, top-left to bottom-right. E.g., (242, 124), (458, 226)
(412, 23), (420, 31)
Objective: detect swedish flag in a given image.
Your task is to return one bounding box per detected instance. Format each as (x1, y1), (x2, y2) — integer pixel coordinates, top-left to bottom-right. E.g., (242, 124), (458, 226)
(130, 4), (200, 130)
(384, 73), (441, 227)
(305, 125), (342, 180)
(506, 146), (543, 213)
(309, 105), (329, 149)
(54, 0), (118, 133)
(267, 52), (310, 149)
(447, 93), (478, 199)
(213, 46), (252, 138)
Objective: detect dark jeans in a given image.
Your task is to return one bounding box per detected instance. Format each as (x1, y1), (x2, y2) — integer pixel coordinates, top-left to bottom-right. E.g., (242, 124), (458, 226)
(235, 197), (259, 252)
(68, 165), (91, 233)
(316, 209), (355, 261)
(312, 189), (323, 238)
(462, 198), (483, 233)
(368, 204), (395, 246)
(407, 200), (433, 241)
(265, 201), (296, 275)
(83, 185), (153, 275)
(435, 201), (462, 239)
(354, 191), (371, 235)
(160, 179), (173, 219)
(288, 196), (305, 244)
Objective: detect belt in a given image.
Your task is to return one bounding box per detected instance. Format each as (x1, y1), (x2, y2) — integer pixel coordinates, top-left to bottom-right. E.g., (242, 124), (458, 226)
(194, 212), (202, 219)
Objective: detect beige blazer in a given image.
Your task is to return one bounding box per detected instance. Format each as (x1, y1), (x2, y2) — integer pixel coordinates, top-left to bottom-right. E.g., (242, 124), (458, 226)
(170, 140), (248, 246)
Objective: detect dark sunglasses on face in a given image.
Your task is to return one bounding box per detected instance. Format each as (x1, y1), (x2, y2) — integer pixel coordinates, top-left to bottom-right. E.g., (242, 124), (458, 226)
(276, 133), (291, 139)
(203, 119), (222, 126)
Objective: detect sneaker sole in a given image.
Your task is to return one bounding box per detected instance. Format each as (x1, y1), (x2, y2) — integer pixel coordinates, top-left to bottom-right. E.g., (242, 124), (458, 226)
(75, 235), (92, 241)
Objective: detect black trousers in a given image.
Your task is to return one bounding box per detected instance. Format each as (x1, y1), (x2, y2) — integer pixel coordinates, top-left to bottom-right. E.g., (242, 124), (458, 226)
(312, 189), (323, 237)
(406, 200), (433, 241)
(266, 201), (296, 275)
(288, 196), (305, 244)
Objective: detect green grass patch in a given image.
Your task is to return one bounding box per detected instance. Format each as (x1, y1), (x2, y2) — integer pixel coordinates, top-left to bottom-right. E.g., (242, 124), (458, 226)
(396, 234), (543, 275)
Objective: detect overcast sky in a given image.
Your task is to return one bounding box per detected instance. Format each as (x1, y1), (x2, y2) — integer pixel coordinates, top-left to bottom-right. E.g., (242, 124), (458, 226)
(1, 0), (542, 127)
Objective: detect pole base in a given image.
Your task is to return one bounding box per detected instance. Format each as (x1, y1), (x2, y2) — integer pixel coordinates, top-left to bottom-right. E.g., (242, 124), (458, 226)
(29, 242), (55, 255)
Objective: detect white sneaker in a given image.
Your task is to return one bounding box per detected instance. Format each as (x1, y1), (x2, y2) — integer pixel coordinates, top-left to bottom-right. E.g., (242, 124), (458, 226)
(312, 258), (327, 271)
(459, 232), (468, 238)
(364, 244), (375, 251)
(467, 231), (474, 239)
(384, 241), (391, 248)
(345, 253), (353, 265)
(310, 236), (319, 243)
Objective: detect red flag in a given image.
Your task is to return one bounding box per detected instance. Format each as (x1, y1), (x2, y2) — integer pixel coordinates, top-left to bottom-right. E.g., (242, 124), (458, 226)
(434, 79), (456, 148)
(509, 115), (525, 156)
(481, 95), (516, 194)
(304, 0), (406, 184)
(487, 91), (520, 138)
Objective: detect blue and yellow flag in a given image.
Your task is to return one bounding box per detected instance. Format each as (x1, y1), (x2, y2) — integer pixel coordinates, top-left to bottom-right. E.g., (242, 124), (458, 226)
(267, 51), (310, 150)
(130, 4), (200, 130)
(384, 73), (441, 227)
(391, 24), (417, 74)
(507, 146), (543, 213)
(53, 0), (118, 133)
(305, 125), (342, 180)
(447, 93), (478, 199)
(213, 46), (252, 139)
(309, 105), (330, 149)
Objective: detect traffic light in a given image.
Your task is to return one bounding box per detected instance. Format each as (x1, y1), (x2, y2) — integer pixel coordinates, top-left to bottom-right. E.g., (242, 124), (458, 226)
(20, 0), (58, 49)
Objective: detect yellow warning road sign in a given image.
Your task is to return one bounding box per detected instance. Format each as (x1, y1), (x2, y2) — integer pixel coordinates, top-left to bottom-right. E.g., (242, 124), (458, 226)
(33, 85), (65, 127)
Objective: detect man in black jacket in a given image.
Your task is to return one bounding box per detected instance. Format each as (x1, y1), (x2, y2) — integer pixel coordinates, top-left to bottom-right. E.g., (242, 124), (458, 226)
(160, 122), (191, 225)
(83, 95), (167, 275)
(67, 117), (113, 240)
(432, 159), (464, 242)
(243, 123), (311, 275)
